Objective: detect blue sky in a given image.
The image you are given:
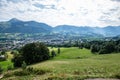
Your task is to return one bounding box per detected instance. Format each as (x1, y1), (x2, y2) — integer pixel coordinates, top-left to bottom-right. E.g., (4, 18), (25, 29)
(0, 0), (120, 27)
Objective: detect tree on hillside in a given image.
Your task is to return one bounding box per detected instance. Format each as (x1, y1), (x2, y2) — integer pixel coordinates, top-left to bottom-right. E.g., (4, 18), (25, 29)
(91, 44), (100, 53)
(103, 42), (115, 53)
(21, 43), (50, 64)
(58, 48), (60, 54)
(84, 43), (91, 49)
(99, 49), (107, 54)
(12, 42), (50, 67)
(51, 50), (56, 57)
(79, 43), (84, 49)
(12, 54), (24, 67)
(115, 44), (120, 52)
(75, 41), (79, 47)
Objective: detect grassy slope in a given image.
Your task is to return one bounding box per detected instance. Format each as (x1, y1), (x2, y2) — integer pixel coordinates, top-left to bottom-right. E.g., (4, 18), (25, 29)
(31, 47), (120, 79)
(2, 47), (120, 80)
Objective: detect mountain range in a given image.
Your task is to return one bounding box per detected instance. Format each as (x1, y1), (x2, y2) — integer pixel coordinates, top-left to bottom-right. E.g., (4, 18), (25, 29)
(0, 18), (52, 33)
(0, 18), (120, 37)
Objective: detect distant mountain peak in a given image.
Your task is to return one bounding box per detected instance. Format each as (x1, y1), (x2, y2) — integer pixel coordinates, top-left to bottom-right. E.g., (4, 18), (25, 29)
(0, 18), (52, 33)
(8, 18), (22, 23)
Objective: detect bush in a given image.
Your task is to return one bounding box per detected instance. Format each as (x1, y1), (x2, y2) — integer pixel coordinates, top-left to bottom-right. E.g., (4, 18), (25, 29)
(7, 64), (13, 70)
(58, 48), (60, 54)
(21, 61), (27, 70)
(26, 67), (33, 72)
(12, 54), (24, 67)
(51, 50), (56, 58)
(0, 66), (3, 74)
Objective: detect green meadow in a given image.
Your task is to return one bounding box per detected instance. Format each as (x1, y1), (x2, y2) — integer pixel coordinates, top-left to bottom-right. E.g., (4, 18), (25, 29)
(1, 47), (120, 80)
(0, 52), (13, 70)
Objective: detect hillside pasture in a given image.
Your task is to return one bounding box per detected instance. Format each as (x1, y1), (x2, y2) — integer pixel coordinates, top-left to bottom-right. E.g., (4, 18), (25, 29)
(1, 47), (120, 80)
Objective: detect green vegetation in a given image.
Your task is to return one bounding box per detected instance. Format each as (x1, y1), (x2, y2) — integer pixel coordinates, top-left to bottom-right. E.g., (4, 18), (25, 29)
(0, 66), (3, 74)
(0, 61), (13, 71)
(0, 51), (13, 71)
(21, 61), (27, 70)
(12, 42), (50, 67)
(1, 47), (120, 80)
(51, 50), (56, 58)
(52, 47), (93, 59)
(81, 40), (120, 54)
(57, 47), (61, 54)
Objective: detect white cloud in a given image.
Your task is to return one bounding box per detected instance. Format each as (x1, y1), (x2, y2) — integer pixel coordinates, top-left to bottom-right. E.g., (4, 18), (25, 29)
(0, 0), (120, 27)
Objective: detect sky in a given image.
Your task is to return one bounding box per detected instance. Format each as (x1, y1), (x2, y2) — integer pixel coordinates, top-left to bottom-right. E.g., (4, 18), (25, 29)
(0, 0), (120, 27)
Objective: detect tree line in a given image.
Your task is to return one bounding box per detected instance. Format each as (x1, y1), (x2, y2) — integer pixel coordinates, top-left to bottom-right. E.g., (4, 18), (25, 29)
(79, 39), (120, 54)
(48, 39), (120, 54)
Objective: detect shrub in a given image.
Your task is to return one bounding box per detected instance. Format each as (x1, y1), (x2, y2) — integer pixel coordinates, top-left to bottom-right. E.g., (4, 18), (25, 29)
(26, 67), (33, 72)
(12, 54), (24, 67)
(0, 66), (3, 74)
(7, 64), (13, 70)
(58, 48), (60, 54)
(21, 61), (27, 70)
(51, 50), (56, 58)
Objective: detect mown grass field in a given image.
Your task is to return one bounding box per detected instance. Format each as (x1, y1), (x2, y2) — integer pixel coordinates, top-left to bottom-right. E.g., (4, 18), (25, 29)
(1, 47), (120, 80)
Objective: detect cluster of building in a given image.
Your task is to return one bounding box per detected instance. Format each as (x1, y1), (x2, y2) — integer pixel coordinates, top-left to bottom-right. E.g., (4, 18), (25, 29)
(0, 37), (68, 52)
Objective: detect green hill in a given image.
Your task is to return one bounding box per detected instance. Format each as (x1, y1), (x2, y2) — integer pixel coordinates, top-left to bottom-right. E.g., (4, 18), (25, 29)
(1, 47), (120, 80)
